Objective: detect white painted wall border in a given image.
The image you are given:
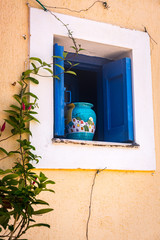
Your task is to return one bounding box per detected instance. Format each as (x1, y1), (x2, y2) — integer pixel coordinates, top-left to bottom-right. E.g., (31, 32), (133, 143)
(30, 8), (155, 170)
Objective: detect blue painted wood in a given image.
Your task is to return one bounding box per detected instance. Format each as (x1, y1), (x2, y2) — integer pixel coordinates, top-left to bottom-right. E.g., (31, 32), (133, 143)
(103, 58), (134, 143)
(96, 70), (104, 141)
(54, 43), (65, 136)
(65, 53), (111, 71)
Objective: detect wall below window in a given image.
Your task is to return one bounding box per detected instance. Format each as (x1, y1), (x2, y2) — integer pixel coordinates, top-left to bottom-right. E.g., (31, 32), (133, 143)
(1, 1), (160, 240)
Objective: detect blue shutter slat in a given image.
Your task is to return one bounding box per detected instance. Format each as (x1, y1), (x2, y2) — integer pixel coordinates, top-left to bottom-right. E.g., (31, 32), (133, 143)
(125, 58), (134, 141)
(103, 58), (134, 143)
(54, 43), (64, 137)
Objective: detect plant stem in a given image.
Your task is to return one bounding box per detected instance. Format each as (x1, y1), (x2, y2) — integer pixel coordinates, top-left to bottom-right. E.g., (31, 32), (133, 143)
(0, 134), (14, 142)
(8, 214), (18, 240)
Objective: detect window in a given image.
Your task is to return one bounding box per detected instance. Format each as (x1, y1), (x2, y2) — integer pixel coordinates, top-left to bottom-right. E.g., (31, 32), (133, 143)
(54, 43), (134, 143)
(30, 8), (155, 170)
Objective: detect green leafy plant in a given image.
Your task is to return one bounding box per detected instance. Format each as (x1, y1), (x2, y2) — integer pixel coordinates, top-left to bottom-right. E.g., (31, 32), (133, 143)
(0, 57), (60, 240)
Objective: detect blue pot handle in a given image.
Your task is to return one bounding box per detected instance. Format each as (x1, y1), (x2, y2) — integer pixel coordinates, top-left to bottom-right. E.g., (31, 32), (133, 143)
(64, 88), (72, 105)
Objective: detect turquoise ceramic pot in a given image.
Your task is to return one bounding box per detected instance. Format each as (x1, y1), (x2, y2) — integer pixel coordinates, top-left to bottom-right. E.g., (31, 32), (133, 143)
(65, 102), (96, 140)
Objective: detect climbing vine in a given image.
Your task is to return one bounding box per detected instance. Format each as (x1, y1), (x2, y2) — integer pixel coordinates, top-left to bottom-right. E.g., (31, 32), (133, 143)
(0, 58), (57, 240)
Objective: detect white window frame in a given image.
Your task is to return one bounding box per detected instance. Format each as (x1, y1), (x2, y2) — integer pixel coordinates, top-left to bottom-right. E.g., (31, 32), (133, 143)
(30, 7), (156, 170)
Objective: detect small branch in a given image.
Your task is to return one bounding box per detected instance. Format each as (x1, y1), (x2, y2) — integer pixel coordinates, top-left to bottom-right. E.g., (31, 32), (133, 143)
(8, 214), (18, 240)
(33, 0), (109, 53)
(48, 10), (79, 53)
(0, 148), (20, 161)
(15, 217), (28, 239)
(86, 167), (107, 240)
(143, 26), (157, 45)
(44, 1), (110, 13)
(34, 73), (53, 78)
(0, 155), (9, 161)
(0, 134), (14, 143)
(12, 218), (24, 236)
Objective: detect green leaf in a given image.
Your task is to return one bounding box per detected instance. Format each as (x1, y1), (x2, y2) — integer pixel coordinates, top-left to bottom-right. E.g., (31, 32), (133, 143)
(84, 125), (89, 132)
(5, 119), (18, 128)
(2, 174), (19, 182)
(44, 68), (53, 74)
(24, 92), (38, 99)
(27, 223), (50, 229)
(72, 63), (79, 67)
(33, 208), (53, 215)
(88, 120), (92, 125)
(9, 115), (19, 124)
(70, 46), (77, 51)
(0, 186), (8, 191)
(23, 69), (33, 77)
(65, 70), (77, 76)
(27, 205), (34, 215)
(34, 188), (41, 195)
(43, 62), (51, 67)
(39, 172), (47, 182)
(26, 163), (35, 170)
(4, 110), (19, 116)
(29, 219), (36, 222)
(8, 225), (14, 231)
(13, 94), (21, 104)
(10, 105), (21, 111)
(31, 63), (39, 74)
(44, 180), (55, 185)
(52, 56), (64, 60)
(27, 111), (38, 114)
(67, 60), (72, 65)
(32, 200), (49, 206)
(20, 128), (32, 136)
(0, 169), (12, 175)
(78, 48), (85, 52)
(31, 62), (37, 69)
(7, 179), (18, 185)
(42, 189), (55, 193)
(55, 64), (64, 71)
(11, 128), (19, 135)
(63, 51), (68, 59)
(30, 57), (42, 64)
(0, 215), (10, 229)
(0, 148), (8, 156)
(25, 114), (40, 123)
(54, 75), (60, 80)
(25, 77), (39, 84)
(23, 145), (35, 151)
(17, 80), (24, 86)
(8, 150), (20, 156)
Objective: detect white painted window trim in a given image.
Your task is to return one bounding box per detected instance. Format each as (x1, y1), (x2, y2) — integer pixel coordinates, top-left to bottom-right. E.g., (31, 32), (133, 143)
(30, 7), (155, 170)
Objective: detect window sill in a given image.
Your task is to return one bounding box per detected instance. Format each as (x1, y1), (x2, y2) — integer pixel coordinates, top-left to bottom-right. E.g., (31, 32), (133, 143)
(52, 138), (139, 148)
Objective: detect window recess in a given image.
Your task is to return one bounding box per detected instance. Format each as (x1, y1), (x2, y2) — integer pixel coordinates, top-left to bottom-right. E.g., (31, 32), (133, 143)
(54, 43), (134, 143)
(30, 8), (155, 170)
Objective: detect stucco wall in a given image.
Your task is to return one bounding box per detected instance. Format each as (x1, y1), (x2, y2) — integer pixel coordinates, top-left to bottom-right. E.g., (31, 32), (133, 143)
(1, 0), (160, 239)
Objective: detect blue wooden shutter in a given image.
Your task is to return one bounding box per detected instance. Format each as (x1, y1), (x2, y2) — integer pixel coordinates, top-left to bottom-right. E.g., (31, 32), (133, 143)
(54, 43), (64, 137)
(103, 58), (134, 143)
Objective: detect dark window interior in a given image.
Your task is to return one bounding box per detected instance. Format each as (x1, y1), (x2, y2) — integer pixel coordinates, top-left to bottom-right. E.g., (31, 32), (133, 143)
(64, 69), (99, 141)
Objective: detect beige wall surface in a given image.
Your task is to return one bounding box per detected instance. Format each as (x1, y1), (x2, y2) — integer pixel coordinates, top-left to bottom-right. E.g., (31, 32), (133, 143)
(1, 0), (160, 239)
